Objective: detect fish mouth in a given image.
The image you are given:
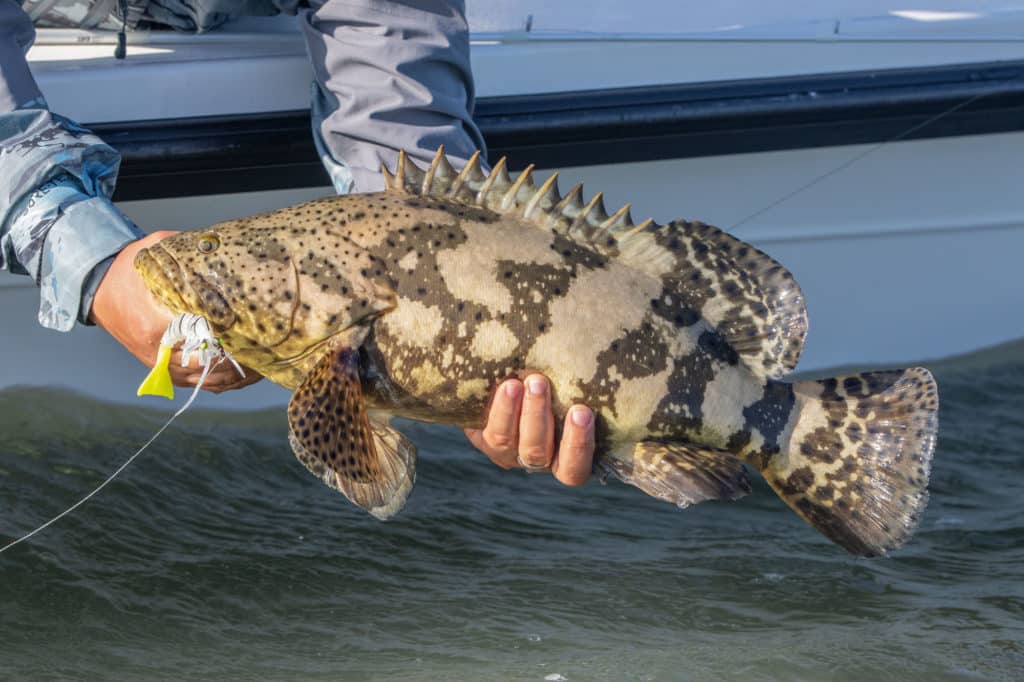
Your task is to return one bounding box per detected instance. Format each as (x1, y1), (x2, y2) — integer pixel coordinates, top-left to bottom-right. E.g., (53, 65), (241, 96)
(134, 245), (190, 314)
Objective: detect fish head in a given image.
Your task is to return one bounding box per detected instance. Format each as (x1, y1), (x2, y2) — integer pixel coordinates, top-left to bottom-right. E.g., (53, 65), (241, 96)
(134, 225), (397, 371)
(134, 230), (239, 329)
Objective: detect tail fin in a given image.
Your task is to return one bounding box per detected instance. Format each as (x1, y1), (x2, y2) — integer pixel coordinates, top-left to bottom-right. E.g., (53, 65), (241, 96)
(760, 368), (938, 557)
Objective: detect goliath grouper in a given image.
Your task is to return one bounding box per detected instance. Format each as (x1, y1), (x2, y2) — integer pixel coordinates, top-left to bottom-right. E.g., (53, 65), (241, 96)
(135, 148), (938, 556)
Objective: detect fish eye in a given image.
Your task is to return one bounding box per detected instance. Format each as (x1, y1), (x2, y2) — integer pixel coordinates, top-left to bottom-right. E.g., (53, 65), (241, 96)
(197, 234), (220, 254)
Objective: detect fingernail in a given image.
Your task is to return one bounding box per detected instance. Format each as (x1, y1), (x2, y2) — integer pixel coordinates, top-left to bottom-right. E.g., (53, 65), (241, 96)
(504, 381), (522, 400)
(526, 376), (546, 396)
(571, 406), (593, 427)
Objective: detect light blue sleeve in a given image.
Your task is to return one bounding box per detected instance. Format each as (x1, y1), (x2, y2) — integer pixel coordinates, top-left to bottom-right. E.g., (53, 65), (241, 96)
(0, 0), (144, 332)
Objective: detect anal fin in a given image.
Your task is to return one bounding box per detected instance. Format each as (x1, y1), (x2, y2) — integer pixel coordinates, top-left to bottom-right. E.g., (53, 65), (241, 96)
(598, 441), (752, 509)
(288, 348), (417, 520)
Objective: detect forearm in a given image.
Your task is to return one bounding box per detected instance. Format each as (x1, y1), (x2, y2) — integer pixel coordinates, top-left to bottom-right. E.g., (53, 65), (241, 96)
(296, 0), (487, 193)
(0, 1), (142, 331)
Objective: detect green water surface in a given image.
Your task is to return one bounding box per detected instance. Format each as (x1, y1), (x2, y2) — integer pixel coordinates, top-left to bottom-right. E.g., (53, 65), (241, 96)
(2, 343), (1022, 681)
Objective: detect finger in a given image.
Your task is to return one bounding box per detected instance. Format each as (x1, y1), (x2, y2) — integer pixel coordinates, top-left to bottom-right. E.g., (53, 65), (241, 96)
(168, 360), (261, 392)
(166, 350), (201, 387)
(517, 374), (554, 471)
(199, 370), (263, 393)
(551, 405), (595, 486)
(466, 379), (524, 468)
(170, 369), (226, 390)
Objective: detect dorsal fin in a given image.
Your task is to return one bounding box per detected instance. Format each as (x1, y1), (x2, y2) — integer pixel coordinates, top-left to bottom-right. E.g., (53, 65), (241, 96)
(384, 148), (808, 378)
(422, 145), (456, 195)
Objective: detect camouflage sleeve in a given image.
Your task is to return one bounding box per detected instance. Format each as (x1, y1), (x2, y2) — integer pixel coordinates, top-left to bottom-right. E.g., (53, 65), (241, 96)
(294, 0), (487, 194)
(0, 1), (144, 332)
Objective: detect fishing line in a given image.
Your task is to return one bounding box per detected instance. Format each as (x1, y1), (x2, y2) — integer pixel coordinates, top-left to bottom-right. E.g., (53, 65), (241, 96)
(0, 356), (222, 555)
(728, 87), (1001, 232)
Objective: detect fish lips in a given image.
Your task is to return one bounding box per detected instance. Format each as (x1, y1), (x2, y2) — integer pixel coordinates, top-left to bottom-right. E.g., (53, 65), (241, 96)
(134, 244), (236, 329)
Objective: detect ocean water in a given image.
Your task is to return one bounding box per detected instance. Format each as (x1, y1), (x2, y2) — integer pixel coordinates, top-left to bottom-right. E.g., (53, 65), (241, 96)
(1, 342), (1022, 681)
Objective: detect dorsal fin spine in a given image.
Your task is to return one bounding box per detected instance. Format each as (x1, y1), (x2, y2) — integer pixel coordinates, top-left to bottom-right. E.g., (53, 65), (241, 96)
(618, 218), (657, 244)
(448, 150), (483, 198)
(581, 191), (608, 226)
(555, 183), (585, 218)
(475, 156), (508, 206)
(396, 150), (408, 186)
(389, 148), (409, 191)
(422, 145), (455, 195)
(502, 163), (535, 211)
(602, 203), (633, 230)
(401, 151), (426, 192)
(421, 145), (443, 194)
(381, 163), (397, 192)
(524, 172), (559, 219)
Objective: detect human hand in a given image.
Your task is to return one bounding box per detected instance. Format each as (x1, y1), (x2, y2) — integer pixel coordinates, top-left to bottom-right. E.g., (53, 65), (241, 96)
(465, 374), (594, 486)
(89, 230), (262, 394)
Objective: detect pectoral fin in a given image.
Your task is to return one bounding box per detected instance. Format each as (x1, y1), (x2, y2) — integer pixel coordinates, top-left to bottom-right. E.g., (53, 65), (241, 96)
(287, 348), (416, 519)
(598, 440), (751, 509)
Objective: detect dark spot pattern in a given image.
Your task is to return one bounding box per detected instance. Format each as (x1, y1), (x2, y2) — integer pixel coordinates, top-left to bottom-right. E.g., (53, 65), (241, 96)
(761, 368), (938, 557)
(649, 291), (702, 329)
(578, 320), (669, 418)
(646, 347), (715, 438)
(653, 219), (807, 379)
(358, 194), (585, 415)
(698, 329), (740, 366)
(741, 380), (796, 467)
(550, 233), (608, 272)
(288, 349), (377, 484)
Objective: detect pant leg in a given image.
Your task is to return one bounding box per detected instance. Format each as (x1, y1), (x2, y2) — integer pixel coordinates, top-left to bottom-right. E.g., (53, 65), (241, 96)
(298, 0), (487, 194)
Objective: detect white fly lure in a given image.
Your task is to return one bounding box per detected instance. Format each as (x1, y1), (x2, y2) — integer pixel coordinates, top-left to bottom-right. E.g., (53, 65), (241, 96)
(137, 313), (244, 399)
(0, 314), (244, 554)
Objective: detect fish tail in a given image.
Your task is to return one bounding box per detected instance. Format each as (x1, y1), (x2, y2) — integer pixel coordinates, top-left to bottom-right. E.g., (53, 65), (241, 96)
(759, 368), (938, 556)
